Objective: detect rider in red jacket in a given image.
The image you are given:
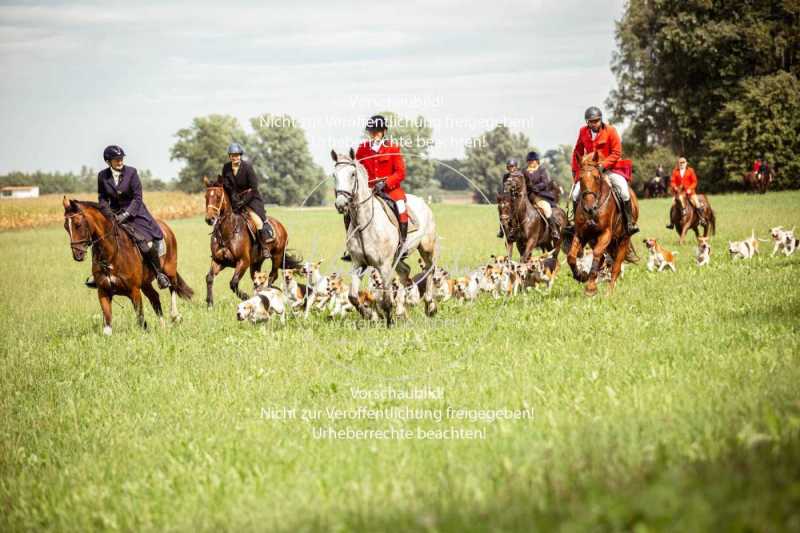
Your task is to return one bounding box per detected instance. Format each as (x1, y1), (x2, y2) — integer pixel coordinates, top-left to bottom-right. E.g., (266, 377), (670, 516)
(341, 115), (409, 261)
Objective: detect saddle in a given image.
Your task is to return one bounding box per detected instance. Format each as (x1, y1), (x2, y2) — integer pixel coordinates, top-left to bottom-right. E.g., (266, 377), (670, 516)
(375, 194), (419, 233)
(118, 221), (167, 257)
(242, 215), (275, 243)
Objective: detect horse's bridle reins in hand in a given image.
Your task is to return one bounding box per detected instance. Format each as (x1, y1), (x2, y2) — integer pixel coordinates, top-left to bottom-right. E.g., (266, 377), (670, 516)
(65, 210), (120, 268)
(579, 165), (611, 220)
(334, 160), (376, 234)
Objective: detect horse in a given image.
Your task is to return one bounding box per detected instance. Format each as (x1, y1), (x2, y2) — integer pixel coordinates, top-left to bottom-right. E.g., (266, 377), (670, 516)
(643, 176), (666, 198)
(669, 191), (716, 244)
(743, 168), (773, 194)
(502, 171), (565, 262)
(62, 197), (193, 335)
(565, 152), (639, 296)
(203, 176), (301, 307)
(331, 148), (437, 326)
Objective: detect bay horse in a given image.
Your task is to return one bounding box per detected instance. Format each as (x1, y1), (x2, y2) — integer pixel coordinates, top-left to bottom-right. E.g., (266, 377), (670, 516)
(669, 191), (716, 244)
(62, 197), (193, 335)
(566, 152), (639, 296)
(503, 171), (565, 261)
(331, 149), (437, 326)
(743, 168), (773, 194)
(203, 176), (301, 307)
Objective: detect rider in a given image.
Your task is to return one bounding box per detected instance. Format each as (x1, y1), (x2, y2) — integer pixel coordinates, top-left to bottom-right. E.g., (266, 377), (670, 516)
(666, 157), (707, 228)
(341, 115), (409, 262)
(497, 158), (519, 237)
(523, 151), (560, 242)
(569, 106), (639, 235)
(85, 145), (171, 289)
(220, 143), (274, 251)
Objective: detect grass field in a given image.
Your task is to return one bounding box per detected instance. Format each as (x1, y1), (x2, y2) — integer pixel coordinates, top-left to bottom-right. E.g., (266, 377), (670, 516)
(1, 191), (799, 531)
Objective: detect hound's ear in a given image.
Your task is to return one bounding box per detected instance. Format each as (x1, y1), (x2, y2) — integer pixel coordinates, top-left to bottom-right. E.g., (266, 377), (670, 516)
(349, 147), (355, 160)
(62, 196), (70, 209)
(330, 150), (338, 162)
(257, 294), (271, 310)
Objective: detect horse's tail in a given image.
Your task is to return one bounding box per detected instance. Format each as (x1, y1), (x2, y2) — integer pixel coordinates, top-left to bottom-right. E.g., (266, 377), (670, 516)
(281, 250), (304, 270)
(707, 206), (716, 236)
(560, 226), (575, 254)
(173, 272), (194, 300)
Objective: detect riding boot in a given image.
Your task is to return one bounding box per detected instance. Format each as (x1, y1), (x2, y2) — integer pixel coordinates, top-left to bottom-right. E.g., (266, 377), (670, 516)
(340, 214), (352, 262)
(144, 244), (171, 289)
(547, 214), (560, 242)
(258, 224), (274, 251)
(622, 199), (640, 235)
(85, 276), (97, 288)
(696, 204), (707, 224)
(395, 221), (409, 262)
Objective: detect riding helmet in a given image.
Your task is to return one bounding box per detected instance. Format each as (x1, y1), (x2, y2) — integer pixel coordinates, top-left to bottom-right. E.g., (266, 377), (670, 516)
(506, 158), (518, 168)
(526, 151), (539, 162)
(103, 145), (125, 161)
(365, 115), (388, 133)
(584, 106), (603, 121)
(227, 142), (244, 155)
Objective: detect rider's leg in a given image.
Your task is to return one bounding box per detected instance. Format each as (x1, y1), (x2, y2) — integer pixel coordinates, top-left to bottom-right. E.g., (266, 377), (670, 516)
(247, 208), (274, 246)
(395, 196), (410, 260)
(140, 239), (171, 289)
(690, 192), (706, 222)
(535, 198), (559, 241)
(608, 172), (639, 235)
(565, 182), (580, 230)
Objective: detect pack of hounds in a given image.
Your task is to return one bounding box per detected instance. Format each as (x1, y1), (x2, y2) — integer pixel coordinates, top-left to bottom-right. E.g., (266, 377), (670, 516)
(237, 225), (798, 325)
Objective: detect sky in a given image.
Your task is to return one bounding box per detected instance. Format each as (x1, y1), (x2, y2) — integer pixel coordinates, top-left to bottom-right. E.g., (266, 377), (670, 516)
(0, 0), (625, 179)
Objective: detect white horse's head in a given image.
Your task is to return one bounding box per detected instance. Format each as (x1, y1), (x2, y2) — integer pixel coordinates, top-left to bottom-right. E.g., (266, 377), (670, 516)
(331, 148), (364, 214)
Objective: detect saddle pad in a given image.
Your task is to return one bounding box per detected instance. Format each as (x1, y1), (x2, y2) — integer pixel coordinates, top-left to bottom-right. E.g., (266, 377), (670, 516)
(376, 196), (419, 233)
(158, 239), (167, 257)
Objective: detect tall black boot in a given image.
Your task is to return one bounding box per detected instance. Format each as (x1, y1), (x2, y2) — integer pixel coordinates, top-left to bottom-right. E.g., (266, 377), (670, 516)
(258, 224), (274, 252)
(145, 244), (171, 289)
(622, 200), (639, 235)
(395, 221), (409, 262)
(340, 214), (352, 262)
(547, 214), (560, 242)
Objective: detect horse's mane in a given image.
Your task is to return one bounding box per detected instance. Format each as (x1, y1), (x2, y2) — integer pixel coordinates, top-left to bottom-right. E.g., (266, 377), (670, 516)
(70, 200), (116, 221)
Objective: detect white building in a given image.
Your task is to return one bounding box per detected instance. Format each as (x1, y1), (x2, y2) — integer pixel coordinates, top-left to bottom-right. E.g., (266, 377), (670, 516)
(0, 186), (40, 199)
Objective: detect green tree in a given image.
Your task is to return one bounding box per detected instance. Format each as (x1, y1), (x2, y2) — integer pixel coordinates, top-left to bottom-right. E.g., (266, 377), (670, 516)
(607, 0), (800, 189)
(706, 71), (800, 189)
(170, 114), (247, 193)
(543, 143), (575, 193)
(380, 111), (435, 192)
(462, 124), (534, 203)
(249, 113), (326, 206)
(433, 158), (468, 190)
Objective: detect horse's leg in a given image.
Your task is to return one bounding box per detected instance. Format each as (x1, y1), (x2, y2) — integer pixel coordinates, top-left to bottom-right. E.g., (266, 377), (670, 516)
(230, 260), (250, 301)
(141, 282), (165, 327)
(566, 235), (584, 281)
(418, 246), (437, 318)
(348, 268), (368, 320)
(380, 265), (395, 327)
(130, 286), (147, 330)
(607, 237), (629, 293)
(679, 221), (690, 245)
(521, 235), (536, 262)
(586, 231), (611, 297)
(506, 238), (514, 261)
(98, 289), (113, 336)
(206, 261), (223, 309)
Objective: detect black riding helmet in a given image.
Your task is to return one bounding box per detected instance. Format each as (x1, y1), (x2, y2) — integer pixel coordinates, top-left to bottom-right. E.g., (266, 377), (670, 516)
(365, 115), (388, 133)
(103, 145), (125, 161)
(506, 158), (518, 168)
(584, 106), (603, 121)
(526, 151), (539, 162)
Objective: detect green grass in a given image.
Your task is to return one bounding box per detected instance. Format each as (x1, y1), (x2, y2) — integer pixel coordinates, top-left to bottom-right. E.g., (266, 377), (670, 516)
(1, 191), (800, 531)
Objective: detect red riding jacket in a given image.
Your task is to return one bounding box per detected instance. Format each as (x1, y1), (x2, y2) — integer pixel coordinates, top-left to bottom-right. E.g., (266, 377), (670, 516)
(355, 139), (408, 223)
(571, 123), (631, 182)
(670, 167), (698, 193)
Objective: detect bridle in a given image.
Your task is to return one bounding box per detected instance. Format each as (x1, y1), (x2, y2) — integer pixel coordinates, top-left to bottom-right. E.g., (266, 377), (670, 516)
(334, 160), (375, 230)
(206, 186), (227, 220)
(65, 209), (119, 267)
(579, 166), (611, 217)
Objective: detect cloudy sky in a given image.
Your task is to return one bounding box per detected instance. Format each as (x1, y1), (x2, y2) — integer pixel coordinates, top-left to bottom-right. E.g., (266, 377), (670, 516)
(0, 0), (624, 178)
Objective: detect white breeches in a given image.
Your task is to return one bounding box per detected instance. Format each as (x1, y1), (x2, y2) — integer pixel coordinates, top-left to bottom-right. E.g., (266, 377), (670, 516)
(571, 172), (630, 202)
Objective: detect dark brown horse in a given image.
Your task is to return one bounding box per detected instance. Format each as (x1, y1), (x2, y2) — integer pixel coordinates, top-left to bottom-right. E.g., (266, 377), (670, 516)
(743, 169), (773, 194)
(669, 191), (716, 244)
(566, 152), (639, 296)
(502, 172), (565, 261)
(62, 197), (193, 334)
(203, 176), (301, 307)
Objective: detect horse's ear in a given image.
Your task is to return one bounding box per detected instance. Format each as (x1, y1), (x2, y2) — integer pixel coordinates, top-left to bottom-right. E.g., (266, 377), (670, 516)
(592, 151), (599, 162)
(349, 147), (355, 160)
(62, 196), (70, 209)
(330, 150), (338, 162)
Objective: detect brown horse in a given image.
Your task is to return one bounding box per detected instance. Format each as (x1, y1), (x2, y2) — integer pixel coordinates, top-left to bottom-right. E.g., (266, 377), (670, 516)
(566, 152), (639, 296)
(669, 191), (716, 244)
(502, 171), (565, 261)
(62, 197), (193, 334)
(203, 176), (301, 307)
(743, 169), (773, 194)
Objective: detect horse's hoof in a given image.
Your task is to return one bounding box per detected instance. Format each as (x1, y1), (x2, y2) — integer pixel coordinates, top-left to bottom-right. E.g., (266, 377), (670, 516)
(102, 326), (112, 336)
(172, 315), (182, 324)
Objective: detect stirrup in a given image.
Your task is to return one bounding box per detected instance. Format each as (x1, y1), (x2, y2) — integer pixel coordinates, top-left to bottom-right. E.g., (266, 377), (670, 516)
(340, 251), (352, 262)
(155, 271), (171, 289)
